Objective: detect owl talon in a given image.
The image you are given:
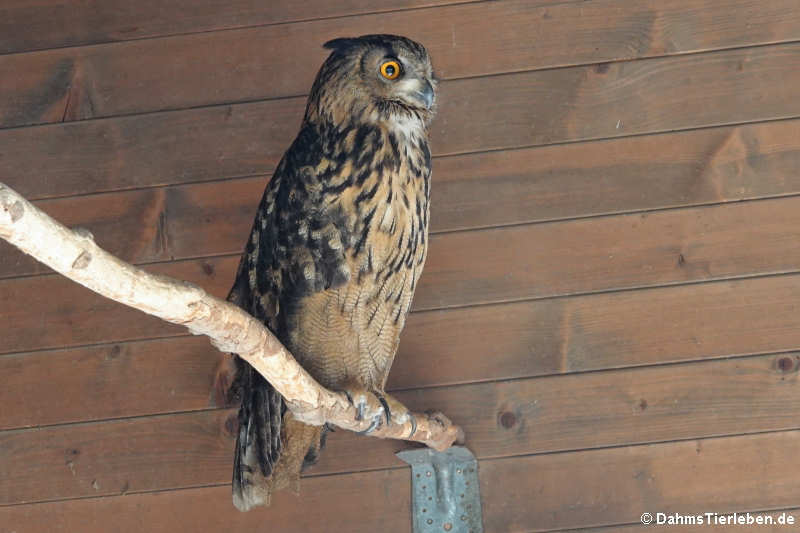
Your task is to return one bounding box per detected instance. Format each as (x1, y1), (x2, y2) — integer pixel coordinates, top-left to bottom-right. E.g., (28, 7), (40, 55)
(372, 390), (392, 425)
(356, 415), (383, 435)
(340, 387), (394, 432)
(408, 413), (417, 438)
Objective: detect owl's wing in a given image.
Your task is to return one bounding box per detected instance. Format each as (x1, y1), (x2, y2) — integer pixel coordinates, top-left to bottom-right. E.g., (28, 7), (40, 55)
(226, 173), (285, 510)
(228, 127), (353, 510)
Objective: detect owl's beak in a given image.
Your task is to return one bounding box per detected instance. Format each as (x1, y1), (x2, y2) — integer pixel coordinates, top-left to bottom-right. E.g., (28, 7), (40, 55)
(413, 79), (435, 110)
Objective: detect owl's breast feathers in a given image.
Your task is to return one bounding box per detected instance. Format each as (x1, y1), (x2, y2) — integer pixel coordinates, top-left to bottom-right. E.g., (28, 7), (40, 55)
(235, 117), (431, 389)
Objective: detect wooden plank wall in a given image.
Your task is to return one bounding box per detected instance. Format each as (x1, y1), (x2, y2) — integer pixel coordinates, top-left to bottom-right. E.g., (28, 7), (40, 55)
(2, 0), (800, 531)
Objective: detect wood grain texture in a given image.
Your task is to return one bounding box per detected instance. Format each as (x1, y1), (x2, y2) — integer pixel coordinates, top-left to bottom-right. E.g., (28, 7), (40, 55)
(416, 195), (800, 310)
(0, 468), (413, 533)
(485, 431), (800, 531)
(433, 42), (800, 155)
(5, 42), (800, 200)
(0, 256), (231, 356)
(403, 273), (800, 382)
(3, 195), (800, 354)
(2, 0), (800, 128)
(3, 353), (800, 505)
(0, 337), (221, 430)
(431, 118), (800, 232)
(3, 432), (800, 531)
(6, 271), (800, 429)
(0, 100), (303, 200)
(0, 0), (472, 55)
(4, 117), (800, 279)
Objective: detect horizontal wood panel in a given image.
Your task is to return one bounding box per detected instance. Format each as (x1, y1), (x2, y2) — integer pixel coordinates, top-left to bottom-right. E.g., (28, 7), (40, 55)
(6, 272), (800, 429)
(416, 195), (800, 310)
(431, 118), (800, 232)
(0, 409), (235, 505)
(0, 99), (304, 200)
(0, 337), (222, 430)
(4, 195), (800, 354)
(488, 431), (800, 531)
(435, 42), (800, 155)
(0, 0), (470, 55)
(349, 275), (800, 387)
(3, 352), (800, 504)
(0, 256), (232, 356)
(0, 469), (411, 533)
(4, 117), (800, 279)
(4, 44), (800, 201)
(3, 0), (800, 128)
(3, 432), (800, 531)
(0, 465), (414, 533)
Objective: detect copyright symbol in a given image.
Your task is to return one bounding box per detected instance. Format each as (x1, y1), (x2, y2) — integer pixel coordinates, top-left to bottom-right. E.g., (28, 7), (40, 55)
(641, 513), (653, 525)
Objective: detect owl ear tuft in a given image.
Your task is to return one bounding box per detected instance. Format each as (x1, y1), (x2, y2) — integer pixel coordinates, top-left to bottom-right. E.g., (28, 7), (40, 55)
(323, 37), (360, 53)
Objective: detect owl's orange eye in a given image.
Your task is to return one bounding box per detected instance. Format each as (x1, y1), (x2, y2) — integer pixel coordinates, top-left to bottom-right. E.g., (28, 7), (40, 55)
(380, 60), (402, 80)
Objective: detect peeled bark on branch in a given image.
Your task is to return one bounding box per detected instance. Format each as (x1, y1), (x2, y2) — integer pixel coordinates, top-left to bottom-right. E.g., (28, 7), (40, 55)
(0, 182), (463, 451)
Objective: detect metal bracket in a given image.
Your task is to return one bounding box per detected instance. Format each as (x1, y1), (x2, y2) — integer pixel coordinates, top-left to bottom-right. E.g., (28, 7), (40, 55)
(396, 446), (484, 533)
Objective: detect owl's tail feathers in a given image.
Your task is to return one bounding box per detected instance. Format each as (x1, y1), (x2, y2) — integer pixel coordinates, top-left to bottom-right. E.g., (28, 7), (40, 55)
(231, 369), (327, 512)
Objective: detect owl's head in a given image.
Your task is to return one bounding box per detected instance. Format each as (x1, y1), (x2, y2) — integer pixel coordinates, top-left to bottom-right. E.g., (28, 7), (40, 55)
(306, 34), (437, 128)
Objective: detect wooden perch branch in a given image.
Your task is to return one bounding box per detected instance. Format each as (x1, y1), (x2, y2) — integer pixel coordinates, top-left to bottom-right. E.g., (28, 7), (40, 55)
(0, 182), (463, 451)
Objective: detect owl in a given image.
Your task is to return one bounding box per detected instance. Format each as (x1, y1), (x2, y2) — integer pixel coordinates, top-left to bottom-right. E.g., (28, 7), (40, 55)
(225, 34), (437, 510)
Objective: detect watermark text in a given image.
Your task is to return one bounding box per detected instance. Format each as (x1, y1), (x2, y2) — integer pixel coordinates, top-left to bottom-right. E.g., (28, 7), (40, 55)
(640, 511), (795, 526)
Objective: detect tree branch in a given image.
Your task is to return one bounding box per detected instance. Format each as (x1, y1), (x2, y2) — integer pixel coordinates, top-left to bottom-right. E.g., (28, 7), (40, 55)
(0, 182), (463, 451)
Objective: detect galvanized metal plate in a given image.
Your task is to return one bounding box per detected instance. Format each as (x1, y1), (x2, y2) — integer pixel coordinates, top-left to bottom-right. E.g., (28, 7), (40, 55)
(396, 446), (484, 533)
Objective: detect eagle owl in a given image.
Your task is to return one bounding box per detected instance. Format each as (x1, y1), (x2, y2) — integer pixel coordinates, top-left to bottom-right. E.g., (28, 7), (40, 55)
(225, 34), (437, 511)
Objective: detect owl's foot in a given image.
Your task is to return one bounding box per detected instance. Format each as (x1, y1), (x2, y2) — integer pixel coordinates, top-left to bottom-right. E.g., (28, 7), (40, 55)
(342, 387), (414, 435)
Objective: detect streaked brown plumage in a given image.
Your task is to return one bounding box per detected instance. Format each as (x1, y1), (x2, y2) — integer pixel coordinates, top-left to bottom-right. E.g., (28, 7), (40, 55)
(226, 34), (437, 511)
